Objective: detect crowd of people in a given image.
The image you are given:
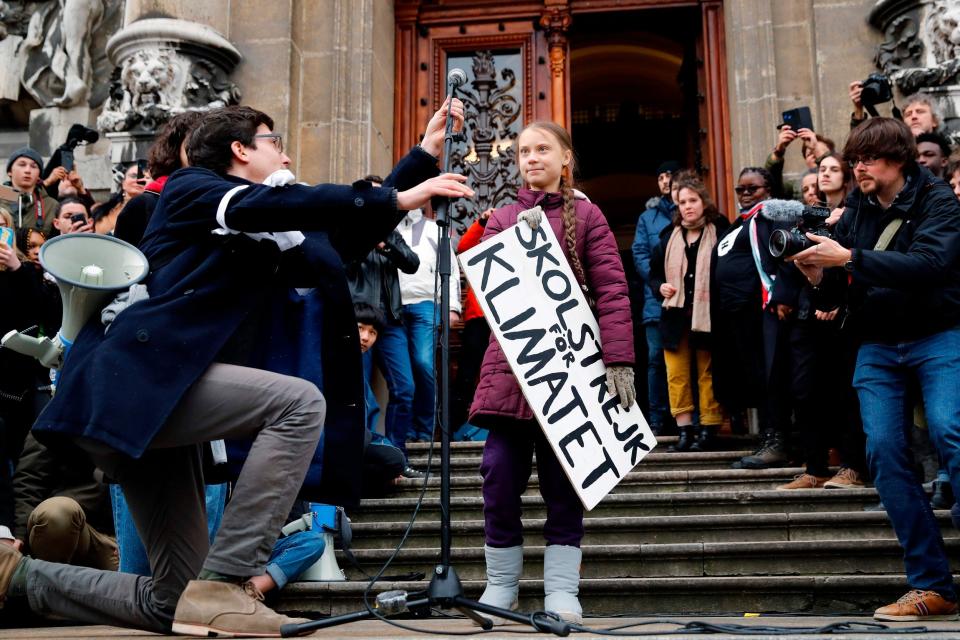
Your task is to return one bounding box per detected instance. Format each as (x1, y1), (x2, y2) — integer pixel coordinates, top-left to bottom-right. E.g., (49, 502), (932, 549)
(0, 73), (959, 634)
(632, 86), (960, 621)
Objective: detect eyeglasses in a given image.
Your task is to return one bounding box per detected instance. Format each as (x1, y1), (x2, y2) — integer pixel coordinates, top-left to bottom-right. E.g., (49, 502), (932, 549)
(253, 133), (284, 153)
(847, 155), (879, 168)
(734, 185), (767, 195)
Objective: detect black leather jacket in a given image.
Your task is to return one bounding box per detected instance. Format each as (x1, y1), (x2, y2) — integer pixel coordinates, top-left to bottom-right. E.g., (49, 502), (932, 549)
(346, 230), (419, 322)
(831, 165), (960, 344)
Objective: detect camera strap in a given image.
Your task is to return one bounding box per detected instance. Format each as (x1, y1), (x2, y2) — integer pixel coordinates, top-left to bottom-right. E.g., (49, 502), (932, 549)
(873, 218), (903, 251)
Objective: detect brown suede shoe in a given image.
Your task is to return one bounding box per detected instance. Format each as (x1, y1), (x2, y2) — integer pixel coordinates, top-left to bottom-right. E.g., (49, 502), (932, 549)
(776, 473), (830, 490)
(0, 541), (23, 608)
(172, 579), (310, 637)
(824, 467), (865, 489)
(874, 590), (959, 621)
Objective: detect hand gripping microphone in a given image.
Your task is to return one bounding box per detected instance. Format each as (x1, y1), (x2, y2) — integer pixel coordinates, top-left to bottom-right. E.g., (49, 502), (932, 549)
(447, 68), (467, 89)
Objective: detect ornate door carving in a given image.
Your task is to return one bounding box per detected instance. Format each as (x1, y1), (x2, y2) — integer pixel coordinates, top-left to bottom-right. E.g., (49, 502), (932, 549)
(395, 5), (552, 236)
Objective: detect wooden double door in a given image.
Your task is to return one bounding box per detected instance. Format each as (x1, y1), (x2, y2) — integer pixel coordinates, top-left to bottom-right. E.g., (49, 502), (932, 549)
(395, 0), (732, 240)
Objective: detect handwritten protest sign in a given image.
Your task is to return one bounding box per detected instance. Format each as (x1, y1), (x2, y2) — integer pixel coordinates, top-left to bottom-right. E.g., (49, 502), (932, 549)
(459, 216), (656, 510)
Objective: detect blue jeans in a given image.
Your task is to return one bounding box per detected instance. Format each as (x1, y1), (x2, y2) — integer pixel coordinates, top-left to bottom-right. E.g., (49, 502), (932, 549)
(375, 321), (416, 457)
(645, 324), (670, 427)
(112, 483), (228, 575)
(265, 529), (327, 589)
(375, 301), (437, 455)
(362, 350), (381, 436)
(854, 326), (960, 600)
(403, 301), (438, 441)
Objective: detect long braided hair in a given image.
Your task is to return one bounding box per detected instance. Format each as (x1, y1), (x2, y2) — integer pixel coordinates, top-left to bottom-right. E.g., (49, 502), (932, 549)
(523, 121), (589, 295)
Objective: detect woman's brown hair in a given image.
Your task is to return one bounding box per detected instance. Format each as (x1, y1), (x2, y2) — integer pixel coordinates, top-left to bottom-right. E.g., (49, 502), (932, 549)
(521, 121), (588, 293)
(816, 151), (853, 206)
(671, 175), (723, 227)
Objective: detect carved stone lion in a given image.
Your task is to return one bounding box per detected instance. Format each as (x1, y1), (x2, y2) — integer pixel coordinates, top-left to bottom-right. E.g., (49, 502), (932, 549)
(97, 48), (181, 132)
(925, 0), (960, 65)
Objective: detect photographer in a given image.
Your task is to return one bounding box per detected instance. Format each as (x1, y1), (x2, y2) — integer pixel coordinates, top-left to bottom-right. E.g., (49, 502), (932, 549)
(51, 197), (95, 236)
(2, 148), (60, 236)
(789, 117), (960, 621)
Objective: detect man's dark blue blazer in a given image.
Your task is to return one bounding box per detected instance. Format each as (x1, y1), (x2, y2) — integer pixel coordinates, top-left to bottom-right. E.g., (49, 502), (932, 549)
(33, 146), (439, 509)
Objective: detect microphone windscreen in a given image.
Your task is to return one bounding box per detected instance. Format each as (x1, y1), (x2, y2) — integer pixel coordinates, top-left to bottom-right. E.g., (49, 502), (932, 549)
(759, 199), (804, 221)
(448, 68), (467, 88)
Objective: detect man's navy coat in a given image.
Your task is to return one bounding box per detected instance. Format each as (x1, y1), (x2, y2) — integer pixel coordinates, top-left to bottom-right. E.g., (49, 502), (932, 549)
(33, 146), (439, 509)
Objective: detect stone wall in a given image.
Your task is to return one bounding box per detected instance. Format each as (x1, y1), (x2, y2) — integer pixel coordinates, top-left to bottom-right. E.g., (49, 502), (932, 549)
(725, 0), (881, 184)
(121, 0), (394, 184)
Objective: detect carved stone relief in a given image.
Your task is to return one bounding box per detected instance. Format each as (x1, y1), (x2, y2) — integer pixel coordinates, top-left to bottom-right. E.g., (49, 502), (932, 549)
(870, 0), (960, 137)
(0, 0), (123, 108)
(96, 18), (242, 134)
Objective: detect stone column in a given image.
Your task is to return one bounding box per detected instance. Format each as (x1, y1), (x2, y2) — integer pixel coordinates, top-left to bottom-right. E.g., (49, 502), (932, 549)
(724, 0), (779, 180)
(290, 0), (394, 185)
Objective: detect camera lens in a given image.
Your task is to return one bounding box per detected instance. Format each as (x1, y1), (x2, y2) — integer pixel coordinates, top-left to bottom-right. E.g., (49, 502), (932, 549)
(769, 229), (789, 258)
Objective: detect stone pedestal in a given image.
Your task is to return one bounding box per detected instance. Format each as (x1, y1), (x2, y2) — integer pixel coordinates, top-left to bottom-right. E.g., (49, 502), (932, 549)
(104, 131), (156, 164)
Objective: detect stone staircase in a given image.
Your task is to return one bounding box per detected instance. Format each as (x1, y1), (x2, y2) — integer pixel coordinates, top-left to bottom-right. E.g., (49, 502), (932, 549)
(277, 437), (960, 618)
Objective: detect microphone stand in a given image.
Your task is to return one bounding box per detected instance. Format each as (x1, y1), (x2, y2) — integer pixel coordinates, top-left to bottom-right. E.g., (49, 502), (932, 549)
(282, 78), (571, 637)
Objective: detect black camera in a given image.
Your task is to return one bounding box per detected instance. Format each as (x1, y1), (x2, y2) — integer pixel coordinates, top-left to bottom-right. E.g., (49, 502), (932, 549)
(64, 123), (99, 151)
(860, 73), (893, 111)
(768, 205), (832, 259)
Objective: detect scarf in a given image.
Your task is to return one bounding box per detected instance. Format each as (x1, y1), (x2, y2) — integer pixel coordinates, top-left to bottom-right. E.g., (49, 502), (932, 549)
(662, 222), (717, 333)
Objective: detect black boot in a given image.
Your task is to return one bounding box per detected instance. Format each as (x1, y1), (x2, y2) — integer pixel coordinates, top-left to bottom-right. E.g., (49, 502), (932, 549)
(670, 426), (694, 452)
(737, 429), (789, 469)
(689, 425), (715, 452)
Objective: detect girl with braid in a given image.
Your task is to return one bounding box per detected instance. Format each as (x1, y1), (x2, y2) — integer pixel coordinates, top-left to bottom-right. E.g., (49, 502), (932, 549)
(468, 121), (635, 624)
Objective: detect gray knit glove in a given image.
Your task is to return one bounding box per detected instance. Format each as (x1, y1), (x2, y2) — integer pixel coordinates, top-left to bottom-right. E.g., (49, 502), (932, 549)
(517, 205), (543, 230)
(605, 366), (636, 409)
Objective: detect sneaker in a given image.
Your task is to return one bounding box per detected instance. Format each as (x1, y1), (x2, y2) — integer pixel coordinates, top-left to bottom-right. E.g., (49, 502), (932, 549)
(401, 466), (426, 479)
(874, 589), (959, 621)
(776, 473), (830, 490)
(931, 479), (955, 510)
(172, 579), (310, 637)
(824, 467), (865, 489)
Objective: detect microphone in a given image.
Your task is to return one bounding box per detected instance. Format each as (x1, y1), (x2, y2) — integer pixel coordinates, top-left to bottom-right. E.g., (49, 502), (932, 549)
(447, 68), (467, 88)
(757, 199), (805, 222)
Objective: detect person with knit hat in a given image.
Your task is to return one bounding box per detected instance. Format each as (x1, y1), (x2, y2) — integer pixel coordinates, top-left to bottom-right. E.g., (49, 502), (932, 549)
(2, 147), (59, 237)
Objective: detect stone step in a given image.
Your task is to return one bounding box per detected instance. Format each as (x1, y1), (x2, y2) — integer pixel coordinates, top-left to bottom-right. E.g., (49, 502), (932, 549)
(347, 511), (958, 549)
(388, 466), (824, 499)
(334, 538), (960, 581)
(351, 488), (881, 523)
(277, 574), (951, 617)
(403, 435), (757, 456)
(404, 450), (757, 474)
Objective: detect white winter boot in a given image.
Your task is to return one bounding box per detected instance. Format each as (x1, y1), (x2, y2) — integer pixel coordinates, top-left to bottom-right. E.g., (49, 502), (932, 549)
(543, 544), (582, 624)
(478, 544), (523, 625)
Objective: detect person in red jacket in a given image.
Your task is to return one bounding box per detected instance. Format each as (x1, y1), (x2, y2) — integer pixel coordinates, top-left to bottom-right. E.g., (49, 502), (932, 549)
(468, 121), (634, 624)
(451, 208), (493, 437)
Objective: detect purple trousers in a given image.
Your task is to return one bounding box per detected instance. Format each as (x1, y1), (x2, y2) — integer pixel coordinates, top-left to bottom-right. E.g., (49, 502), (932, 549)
(480, 421), (585, 548)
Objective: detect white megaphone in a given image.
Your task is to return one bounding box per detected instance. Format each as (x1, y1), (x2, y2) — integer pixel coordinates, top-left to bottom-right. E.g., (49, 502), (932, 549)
(280, 513), (346, 581)
(1, 234), (149, 369)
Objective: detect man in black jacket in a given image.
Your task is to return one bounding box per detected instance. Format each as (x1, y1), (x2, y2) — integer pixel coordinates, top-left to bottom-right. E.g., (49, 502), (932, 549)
(1, 104), (471, 636)
(789, 117), (960, 622)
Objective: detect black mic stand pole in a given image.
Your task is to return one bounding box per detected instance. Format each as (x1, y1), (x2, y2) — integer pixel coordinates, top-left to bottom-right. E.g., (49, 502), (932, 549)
(282, 75), (570, 638)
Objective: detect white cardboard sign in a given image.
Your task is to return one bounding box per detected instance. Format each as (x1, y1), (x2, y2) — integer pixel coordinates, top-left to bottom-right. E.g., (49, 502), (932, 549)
(459, 218), (656, 510)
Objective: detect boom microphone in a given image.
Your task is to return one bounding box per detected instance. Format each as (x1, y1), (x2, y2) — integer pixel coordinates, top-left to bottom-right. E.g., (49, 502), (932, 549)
(757, 199), (805, 222)
(447, 68), (467, 88)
